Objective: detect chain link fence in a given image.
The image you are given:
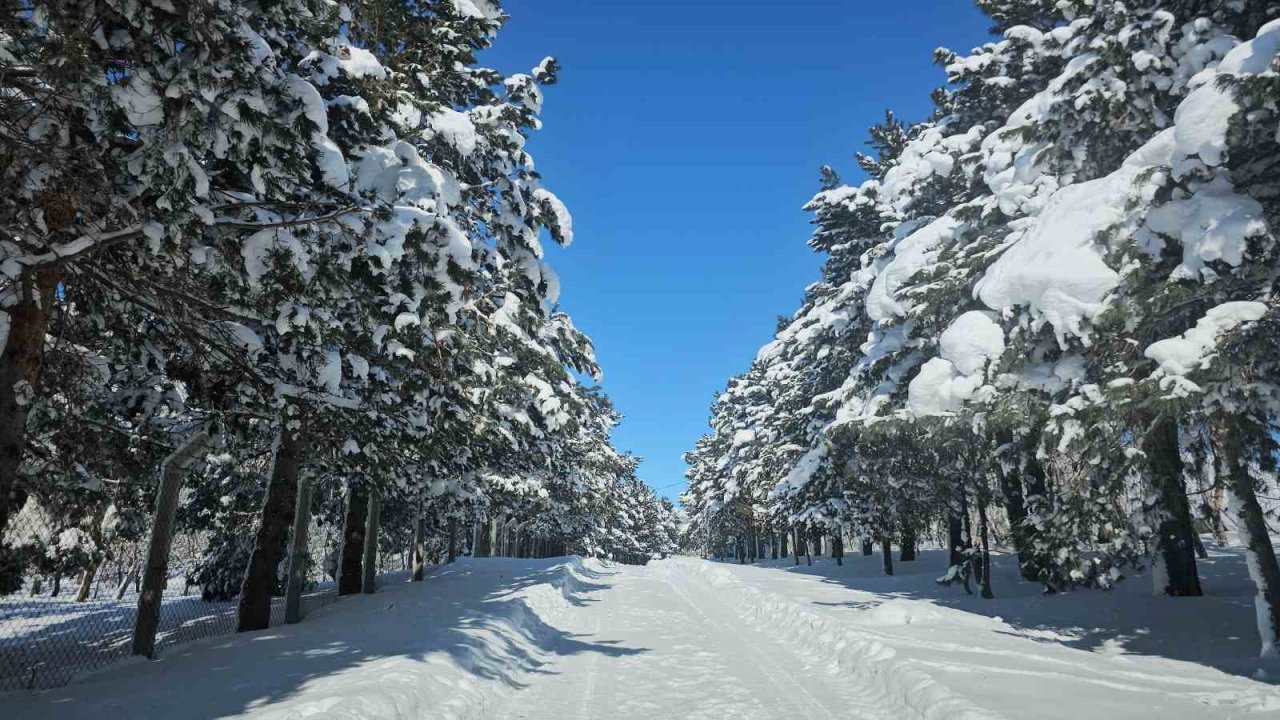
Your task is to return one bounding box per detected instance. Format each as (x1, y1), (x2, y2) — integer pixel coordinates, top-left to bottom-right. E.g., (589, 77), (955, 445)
(0, 486), (400, 691)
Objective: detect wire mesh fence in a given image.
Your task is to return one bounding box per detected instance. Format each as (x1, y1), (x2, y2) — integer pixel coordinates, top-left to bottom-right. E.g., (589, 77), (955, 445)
(0, 485), (380, 691)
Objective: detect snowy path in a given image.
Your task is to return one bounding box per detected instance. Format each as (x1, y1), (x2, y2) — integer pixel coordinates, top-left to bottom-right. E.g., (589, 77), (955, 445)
(8, 555), (1280, 719)
(496, 560), (874, 720)
(688, 556), (1280, 719)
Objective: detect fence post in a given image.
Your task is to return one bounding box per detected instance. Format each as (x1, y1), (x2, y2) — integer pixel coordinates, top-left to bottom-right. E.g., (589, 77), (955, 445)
(283, 476), (313, 624)
(361, 491), (380, 594)
(446, 517), (457, 563)
(132, 431), (208, 659)
(411, 512), (425, 582)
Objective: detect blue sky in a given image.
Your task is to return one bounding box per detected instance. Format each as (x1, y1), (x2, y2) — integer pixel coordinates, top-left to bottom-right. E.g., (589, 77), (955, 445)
(482, 1), (994, 501)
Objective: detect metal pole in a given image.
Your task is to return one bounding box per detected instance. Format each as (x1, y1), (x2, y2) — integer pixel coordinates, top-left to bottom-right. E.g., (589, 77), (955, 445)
(361, 491), (380, 594)
(283, 476), (313, 624)
(132, 431), (208, 658)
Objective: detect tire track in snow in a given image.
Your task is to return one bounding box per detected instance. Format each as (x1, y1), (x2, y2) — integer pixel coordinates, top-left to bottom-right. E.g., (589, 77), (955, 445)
(573, 614), (604, 720)
(662, 564), (854, 720)
(681, 559), (1004, 720)
(496, 559), (856, 719)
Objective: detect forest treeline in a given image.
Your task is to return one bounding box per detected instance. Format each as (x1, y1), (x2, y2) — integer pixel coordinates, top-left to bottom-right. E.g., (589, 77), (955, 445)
(0, 0), (678, 630)
(684, 0), (1280, 657)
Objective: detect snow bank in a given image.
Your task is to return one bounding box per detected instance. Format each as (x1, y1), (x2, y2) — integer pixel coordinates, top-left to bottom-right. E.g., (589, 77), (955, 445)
(715, 548), (1280, 717)
(8, 558), (609, 720)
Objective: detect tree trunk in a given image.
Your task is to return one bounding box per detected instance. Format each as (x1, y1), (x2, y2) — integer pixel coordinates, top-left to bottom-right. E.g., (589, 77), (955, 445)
(1145, 416), (1202, 597)
(900, 525), (917, 562)
(995, 428), (1045, 582)
(960, 489), (980, 583)
(948, 509), (965, 568)
(411, 515), (425, 581)
(475, 519), (493, 558)
(833, 533), (844, 567)
(998, 455), (1030, 579)
(74, 562), (98, 603)
(978, 500), (994, 599)
(446, 517), (457, 564)
(861, 536), (873, 556)
(1192, 533), (1209, 559)
(50, 572), (61, 597)
(115, 565), (137, 601)
(237, 409), (305, 632)
(792, 527), (800, 566)
(881, 536), (894, 576)
(74, 504), (109, 602)
(1217, 419), (1280, 656)
(337, 483), (367, 596)
(0, 267), (61, 538)
(362, 492), (380, 594)
(1210, 478), (1230, 547)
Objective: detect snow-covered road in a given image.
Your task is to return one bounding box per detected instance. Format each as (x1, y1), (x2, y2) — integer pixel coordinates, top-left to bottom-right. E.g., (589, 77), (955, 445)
(496, 560), (878, 720)
(8, 555), (1280, 719)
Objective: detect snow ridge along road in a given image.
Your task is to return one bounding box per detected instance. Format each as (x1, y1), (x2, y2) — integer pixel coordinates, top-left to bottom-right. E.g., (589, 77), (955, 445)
(678, 560), (1000, 720)
(10, 556), (1280, 719)
(7, 558), (617, 720)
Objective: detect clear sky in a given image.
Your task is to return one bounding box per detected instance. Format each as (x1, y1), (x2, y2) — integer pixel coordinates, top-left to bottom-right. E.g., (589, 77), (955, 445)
(482, 1), (994, 501)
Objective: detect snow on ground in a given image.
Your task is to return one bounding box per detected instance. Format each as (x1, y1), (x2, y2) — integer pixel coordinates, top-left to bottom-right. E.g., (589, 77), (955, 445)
(8, 549), (1280, 719)
(701, 546), (1280, 719)
(1, 574), (347, 690)
(6, 559), (608, 719)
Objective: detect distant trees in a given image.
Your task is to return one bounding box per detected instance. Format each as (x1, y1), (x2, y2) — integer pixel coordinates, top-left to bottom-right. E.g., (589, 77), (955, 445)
(685, 0), (1280, 657)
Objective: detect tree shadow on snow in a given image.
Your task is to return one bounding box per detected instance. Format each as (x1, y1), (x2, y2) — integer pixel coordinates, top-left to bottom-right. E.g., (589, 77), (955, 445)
(0, 578), (354, 692)
(757, 544), (1273, 682)
(16, 557), (648, 718)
